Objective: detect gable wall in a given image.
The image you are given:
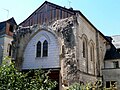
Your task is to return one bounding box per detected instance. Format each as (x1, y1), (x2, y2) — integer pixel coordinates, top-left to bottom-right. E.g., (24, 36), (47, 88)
(22, 30), (60, 69)
(20, 2), (74, 27)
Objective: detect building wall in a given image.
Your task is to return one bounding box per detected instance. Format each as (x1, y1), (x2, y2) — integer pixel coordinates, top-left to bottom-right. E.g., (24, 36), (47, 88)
(75, 14), (107, 83)
(103, 59), (120, 89)
(3, 35), (13, 57)
(76, 14), (97, 75)
(103, 69), (120, 89)
(104, 61), (113, 68)
(104, 59), (120, 69)
(0, 35), (12, 64)
(97, 34), (107, 76)
(0, 36), (4, 64)
(22, 30), (60, 69)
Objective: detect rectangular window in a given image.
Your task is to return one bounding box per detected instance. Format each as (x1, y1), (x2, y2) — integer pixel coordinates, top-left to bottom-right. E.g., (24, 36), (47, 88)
(106, 81), (110, 88)
(8, 44), (12, 57)
(111, 81), (117, 87)
(83, 42), (86, 58)
(106, 81), (117, 88)
(113, 61), (119, 68)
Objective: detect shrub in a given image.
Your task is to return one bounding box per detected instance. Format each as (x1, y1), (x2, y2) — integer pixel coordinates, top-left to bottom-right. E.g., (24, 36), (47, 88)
(68, 81), (117, 90)
(0, 57), (57, 90)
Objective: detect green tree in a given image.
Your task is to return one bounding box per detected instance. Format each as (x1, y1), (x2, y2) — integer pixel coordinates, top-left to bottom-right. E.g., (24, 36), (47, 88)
(0, 57), (57, 90)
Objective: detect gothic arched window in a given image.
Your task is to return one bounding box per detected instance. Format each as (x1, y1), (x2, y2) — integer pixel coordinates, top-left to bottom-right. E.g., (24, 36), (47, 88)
(83, 38), (87, 58)
(43, 40), (48, 57)
(90, 41), (95, 74)
(90, 44), (94, 61)
(36, 41), (41, 57)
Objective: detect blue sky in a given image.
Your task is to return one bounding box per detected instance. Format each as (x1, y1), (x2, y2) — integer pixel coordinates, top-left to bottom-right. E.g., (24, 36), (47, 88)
(0, 0), (120, 36)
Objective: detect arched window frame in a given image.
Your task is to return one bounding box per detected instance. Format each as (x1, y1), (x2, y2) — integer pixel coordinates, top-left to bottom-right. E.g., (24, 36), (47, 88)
(89, 40), (95, 74)
(82, 37), (87, 58)
(82, 34), (88, 73)
(43, 40), (48, 57)
(90, 43), (94, 61)
(36, 41), (41, 57)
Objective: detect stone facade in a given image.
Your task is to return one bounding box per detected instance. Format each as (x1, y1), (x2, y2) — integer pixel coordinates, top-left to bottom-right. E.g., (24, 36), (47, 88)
(13, 14), (108, 89)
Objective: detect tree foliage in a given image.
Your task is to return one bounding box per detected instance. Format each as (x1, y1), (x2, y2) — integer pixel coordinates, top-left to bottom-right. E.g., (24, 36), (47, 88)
(68, 81), (117, 90)
(0, 57), (57, 90)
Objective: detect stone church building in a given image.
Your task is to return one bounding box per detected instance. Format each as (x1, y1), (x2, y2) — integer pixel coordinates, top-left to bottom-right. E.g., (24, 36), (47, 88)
(1, 1), (120, 89)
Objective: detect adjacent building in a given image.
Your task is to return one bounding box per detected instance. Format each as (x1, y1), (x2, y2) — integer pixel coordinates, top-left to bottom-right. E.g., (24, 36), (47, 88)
(102, 36), (120, 89)
(0, 17), (17, 63)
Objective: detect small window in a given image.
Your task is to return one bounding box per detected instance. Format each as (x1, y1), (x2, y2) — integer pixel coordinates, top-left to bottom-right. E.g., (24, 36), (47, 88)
(106, 81), (110, 88)
(8, 44), (12, 57)
(113, 61), (119, 68)
(43, 40), (48, 57)
(83, 41), (86, 58)
(90, 45), (94, 61)
(36, 41), (41, 57)
(82, 35), (88, 59)
(111, 81), (117, 87)
(62, 45), (65, 54)
(9, 25), (13, 32)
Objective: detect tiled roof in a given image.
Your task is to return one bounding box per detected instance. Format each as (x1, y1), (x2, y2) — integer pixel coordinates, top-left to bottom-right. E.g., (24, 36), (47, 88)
(105, 37), (120, 60)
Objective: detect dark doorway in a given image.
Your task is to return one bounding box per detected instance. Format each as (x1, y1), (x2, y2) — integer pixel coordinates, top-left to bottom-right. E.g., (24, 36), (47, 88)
(48, 70), (60, 90)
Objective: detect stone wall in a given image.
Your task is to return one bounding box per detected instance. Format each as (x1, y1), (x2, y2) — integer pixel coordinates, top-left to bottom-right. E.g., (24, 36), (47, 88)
(51, 16), (79, 85)
(0, 35), (13, 64)
(103, 66), (120, 89)
(0, 36), (4, 64)
(3, 36), (13, 57)
(13, 15), (107, 87)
